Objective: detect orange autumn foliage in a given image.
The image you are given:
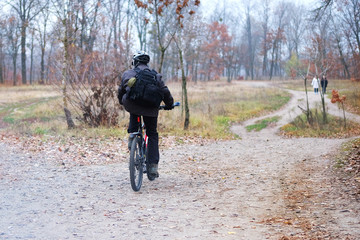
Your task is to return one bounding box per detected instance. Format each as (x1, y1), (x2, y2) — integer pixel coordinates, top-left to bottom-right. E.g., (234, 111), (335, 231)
(331, 89), (346, 104)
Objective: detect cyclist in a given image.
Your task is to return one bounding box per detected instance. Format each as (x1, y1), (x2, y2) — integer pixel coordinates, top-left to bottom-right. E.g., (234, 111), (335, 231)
(118, 50), (174, 179)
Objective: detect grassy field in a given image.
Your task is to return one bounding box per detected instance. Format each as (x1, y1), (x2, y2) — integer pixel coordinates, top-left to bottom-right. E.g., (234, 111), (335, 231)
(273, 79), (360, 115)
(278, 79), (360, 138)
(0, 81), (291, 140)
(273, 78), (359, 91)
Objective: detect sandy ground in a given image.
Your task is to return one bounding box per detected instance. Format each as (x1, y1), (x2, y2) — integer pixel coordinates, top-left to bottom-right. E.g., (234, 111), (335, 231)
(1, 82), (360, 239)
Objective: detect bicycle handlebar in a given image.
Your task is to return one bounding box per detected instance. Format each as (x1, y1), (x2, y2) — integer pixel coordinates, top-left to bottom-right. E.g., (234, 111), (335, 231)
(159, 101), (180, 110)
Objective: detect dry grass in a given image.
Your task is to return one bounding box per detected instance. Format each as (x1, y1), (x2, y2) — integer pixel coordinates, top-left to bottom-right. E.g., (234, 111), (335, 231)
(0, 81), (291, 140)
(0, 85), (60, 103)
(157, 81), (290, 139)
(280, 109), (360, 138)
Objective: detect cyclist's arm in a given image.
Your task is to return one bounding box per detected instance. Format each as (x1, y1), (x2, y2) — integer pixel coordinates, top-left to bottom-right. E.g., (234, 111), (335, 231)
(118, 70), (136, 105)
(157, 73), (174, 107)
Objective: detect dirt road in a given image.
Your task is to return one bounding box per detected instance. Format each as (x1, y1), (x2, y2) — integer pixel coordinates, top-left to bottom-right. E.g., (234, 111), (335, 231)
(1, 83), (360, 239)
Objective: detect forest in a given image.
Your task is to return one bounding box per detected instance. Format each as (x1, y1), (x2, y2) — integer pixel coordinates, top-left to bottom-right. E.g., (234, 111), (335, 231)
(0, 0), (359, 86)
(0, 0), (359, 128)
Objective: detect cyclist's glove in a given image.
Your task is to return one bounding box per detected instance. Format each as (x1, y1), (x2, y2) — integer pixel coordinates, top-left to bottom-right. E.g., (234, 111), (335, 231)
(164, 105), (174, 110)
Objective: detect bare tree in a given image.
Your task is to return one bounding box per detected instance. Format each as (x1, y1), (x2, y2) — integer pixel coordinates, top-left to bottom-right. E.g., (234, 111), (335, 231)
(173, 0), (200, 130)
(103, 0), (126, 69)
(260, 0), (271, 76)
(337, 0), (360, 78)
(35, 1), (50, 84)
(134, 0), (178, 73)
(332, 21), (351, 78)
(298, 62), (312, 124)
(5, 16), (21, 86)
(51, 0), (123, 128)
(245, 6), (254, 80)
(269, 1), (289, 80)
(133, 4), (149, 51)
(51, 0), (77, 128)
(0, 18), (5, 84)
(285, 3), (306, 59)
(7, 0), (44, 85)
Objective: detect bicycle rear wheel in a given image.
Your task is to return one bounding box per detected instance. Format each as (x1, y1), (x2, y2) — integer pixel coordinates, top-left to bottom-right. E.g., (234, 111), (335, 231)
(129, 136), (144, 191)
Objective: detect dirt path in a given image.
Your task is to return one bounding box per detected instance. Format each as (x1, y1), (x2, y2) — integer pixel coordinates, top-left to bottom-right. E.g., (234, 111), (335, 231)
(1, 83), (360, 239)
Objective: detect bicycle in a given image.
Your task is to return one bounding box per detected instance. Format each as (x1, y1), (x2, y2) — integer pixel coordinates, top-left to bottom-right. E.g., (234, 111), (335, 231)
(129, 102), (180, 192)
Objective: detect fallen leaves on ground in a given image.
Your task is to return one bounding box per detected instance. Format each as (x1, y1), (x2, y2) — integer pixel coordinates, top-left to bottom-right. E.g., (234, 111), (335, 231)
(0, 132), (215, 167)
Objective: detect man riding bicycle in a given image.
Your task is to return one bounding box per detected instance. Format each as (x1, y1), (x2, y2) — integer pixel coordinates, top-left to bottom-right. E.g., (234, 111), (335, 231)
(118, 51), (174, 179)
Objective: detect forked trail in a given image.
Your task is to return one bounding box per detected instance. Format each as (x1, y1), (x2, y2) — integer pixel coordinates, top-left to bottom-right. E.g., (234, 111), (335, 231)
(1, 82), (359, 239)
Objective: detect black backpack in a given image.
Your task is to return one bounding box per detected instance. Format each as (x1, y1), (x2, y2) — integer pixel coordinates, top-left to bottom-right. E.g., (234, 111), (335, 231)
(127, 67), (164, 107)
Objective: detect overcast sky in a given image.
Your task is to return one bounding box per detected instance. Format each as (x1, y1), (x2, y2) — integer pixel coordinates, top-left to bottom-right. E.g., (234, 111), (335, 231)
(199, 0), (318, 18)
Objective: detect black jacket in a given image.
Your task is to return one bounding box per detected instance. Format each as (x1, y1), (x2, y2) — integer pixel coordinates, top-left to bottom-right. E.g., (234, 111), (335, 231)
(118, 64), (174, 117)
(320, 78), (328, 88)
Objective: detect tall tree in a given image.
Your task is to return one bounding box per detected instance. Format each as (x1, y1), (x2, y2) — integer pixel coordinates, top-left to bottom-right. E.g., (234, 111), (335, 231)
(29, 26), (35, 84)
(330, 16), (351, 78)
(337, 0), (360, 78)
(285, 3), (306, 59)
(7, 0), (43, 84)
(173, 0), (200, 130)
(103, 0), (126, 69)
(269, 1), (288, 80)
(133, 3), (149, 51)
(35, 1), (50, 84)
(52, 0), (77, 128)
(260, 0), (271, 76)
(5, 16), (21, 86)
(245, 6), (254, 80)
(0, 18), (5, 84)
(134, 0), (178, 73)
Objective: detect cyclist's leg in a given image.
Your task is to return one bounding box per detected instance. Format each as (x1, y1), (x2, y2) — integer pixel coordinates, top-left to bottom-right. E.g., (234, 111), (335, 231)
(143, 116), (159, 177)
(127, 114), (140, 149)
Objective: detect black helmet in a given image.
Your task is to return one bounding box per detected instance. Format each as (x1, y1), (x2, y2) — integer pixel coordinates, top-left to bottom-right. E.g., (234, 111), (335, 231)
(132, 50), (150, 66)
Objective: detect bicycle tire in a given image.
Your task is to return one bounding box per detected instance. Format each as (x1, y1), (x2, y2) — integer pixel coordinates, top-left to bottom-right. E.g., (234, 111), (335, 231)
(129, 136), (143, 191)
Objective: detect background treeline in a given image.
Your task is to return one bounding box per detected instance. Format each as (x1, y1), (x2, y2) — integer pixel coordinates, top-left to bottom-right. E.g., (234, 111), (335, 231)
(0, 0), (359, 86)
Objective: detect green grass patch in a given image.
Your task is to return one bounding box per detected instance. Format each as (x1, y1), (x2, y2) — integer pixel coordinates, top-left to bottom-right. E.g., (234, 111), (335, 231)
(246, 116), (280, 132)
(34, 126), (49, 135)
(3, 116), (15, 124)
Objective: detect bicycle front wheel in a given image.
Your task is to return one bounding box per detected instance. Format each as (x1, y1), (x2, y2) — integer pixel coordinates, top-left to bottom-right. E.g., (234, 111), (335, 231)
(129, 136), (144, 191)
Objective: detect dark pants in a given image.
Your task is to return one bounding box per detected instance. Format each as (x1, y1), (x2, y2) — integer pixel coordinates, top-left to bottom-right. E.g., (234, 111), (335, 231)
(128, 114), (159, 164)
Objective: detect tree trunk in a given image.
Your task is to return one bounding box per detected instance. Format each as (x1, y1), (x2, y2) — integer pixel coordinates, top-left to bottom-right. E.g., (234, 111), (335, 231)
(179, 48), (190, 130)
(319, 80), (327, 123)
(246, 8), (254, 80)
(0, 45), (3, 84)
(62, 17), (74, 129)
(335, 37), (351, 79)
(269, 41), (277, 80)
(194, 59), (198, 83)
(30, 33), (34, 85)
(304, 77), (312, 124)
(13, 57), (17, 86)
(158, 48), (165, 73)
(21, 25), (27, 85)
(342, 102), (346, 129)
(40, 46), (45, 84)
(64, 107), (75, 129)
